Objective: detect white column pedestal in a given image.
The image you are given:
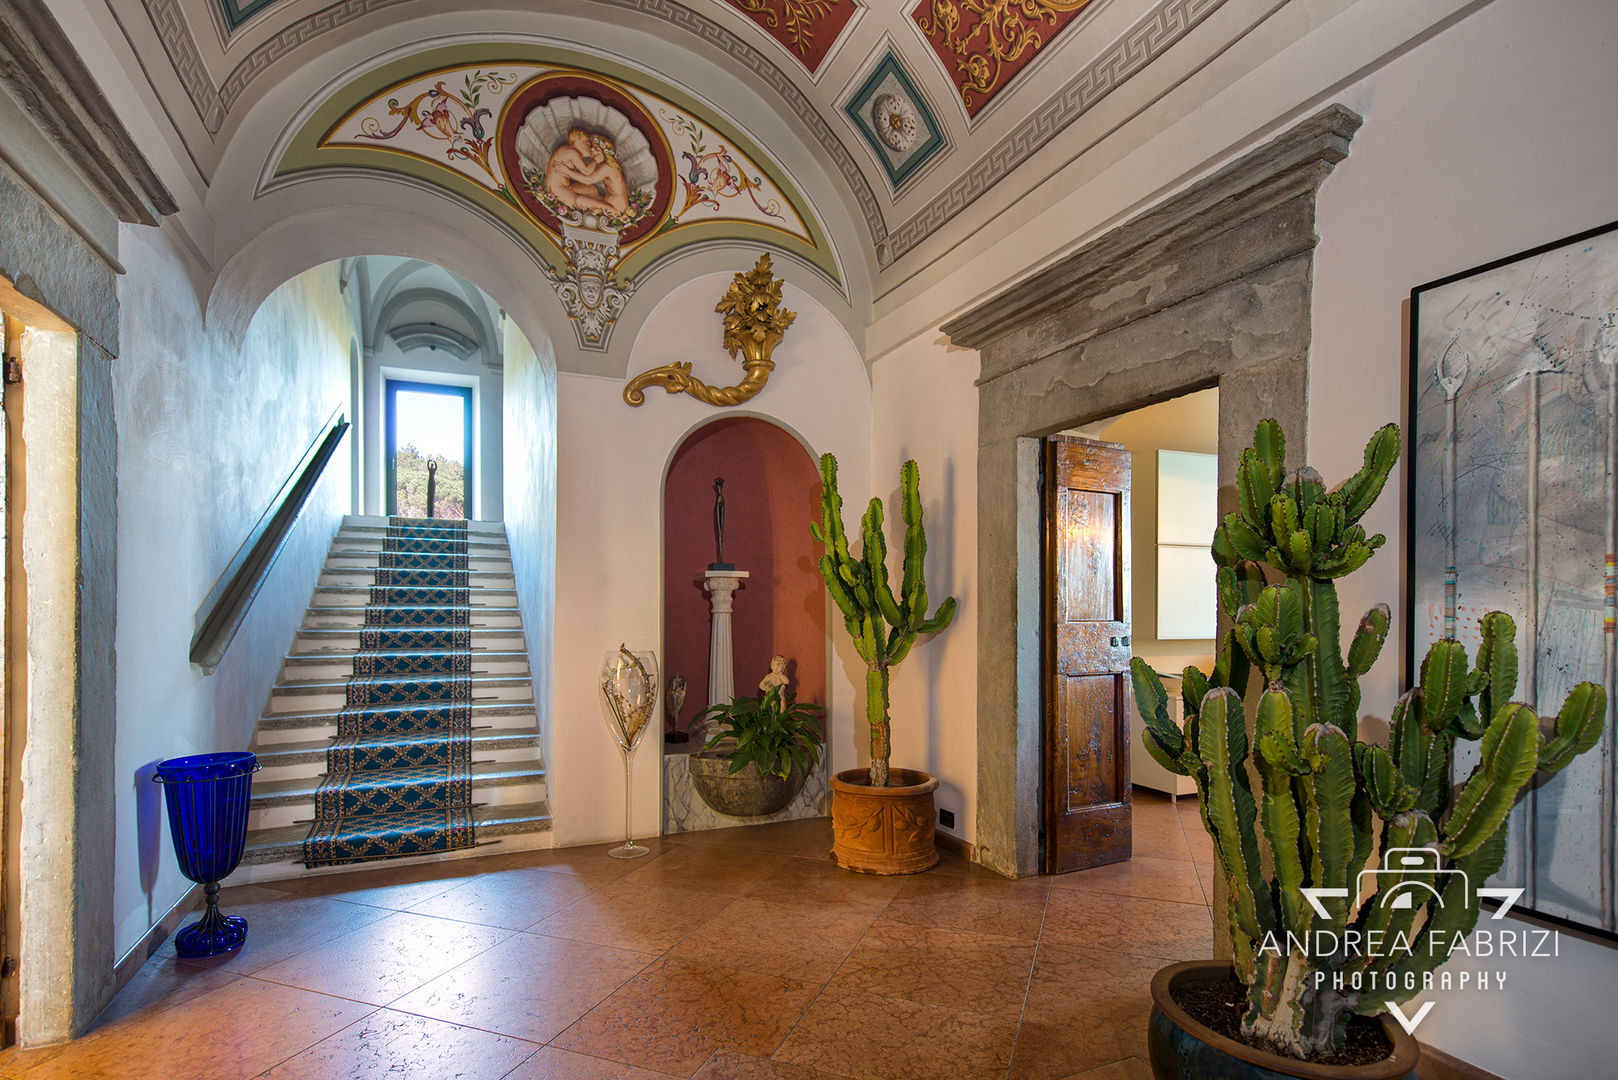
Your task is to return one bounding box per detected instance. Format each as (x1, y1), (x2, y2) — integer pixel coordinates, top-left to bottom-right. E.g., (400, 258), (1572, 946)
(702, 570), (749, 722)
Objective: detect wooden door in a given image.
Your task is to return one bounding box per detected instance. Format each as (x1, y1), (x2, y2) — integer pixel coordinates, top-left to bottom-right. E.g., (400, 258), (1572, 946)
(1043, 435), (1132, 873)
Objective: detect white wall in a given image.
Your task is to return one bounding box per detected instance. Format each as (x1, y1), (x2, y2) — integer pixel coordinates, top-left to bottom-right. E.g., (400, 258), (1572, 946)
(869, 332), (979, 845)
(501, 316), (559, 819)
(552, 276), (870, 845)
(1309, 0), (1618, 1074)
(113, 228), (354, 959)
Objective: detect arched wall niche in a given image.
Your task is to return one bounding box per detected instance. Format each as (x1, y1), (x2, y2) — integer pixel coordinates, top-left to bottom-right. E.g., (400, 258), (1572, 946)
(661, 415), (827, 737)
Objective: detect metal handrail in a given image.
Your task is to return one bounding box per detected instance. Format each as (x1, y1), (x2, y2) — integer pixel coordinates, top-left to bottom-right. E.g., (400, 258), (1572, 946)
(189, 406), (349, 673)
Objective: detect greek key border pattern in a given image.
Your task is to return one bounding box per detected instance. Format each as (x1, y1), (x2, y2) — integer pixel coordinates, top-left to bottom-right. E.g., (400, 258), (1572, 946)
(140, 0), (223, 129)
(884, 0), (1224, 264)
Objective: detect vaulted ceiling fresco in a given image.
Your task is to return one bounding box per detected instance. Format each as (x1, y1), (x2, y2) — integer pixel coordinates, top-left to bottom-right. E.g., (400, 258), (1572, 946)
(140, 0), (1227, 276)
(275, 47), (836, 349)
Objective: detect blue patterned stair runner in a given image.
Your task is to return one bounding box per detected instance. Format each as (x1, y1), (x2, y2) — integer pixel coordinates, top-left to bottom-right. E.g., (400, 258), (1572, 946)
(303, 517), (481, 867)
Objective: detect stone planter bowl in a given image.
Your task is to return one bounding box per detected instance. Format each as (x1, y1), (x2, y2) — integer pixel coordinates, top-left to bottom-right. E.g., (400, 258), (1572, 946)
(688, 752), (806, 817)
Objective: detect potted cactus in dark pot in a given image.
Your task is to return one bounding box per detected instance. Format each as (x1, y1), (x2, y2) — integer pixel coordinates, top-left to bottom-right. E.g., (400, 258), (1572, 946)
(812, 454), (956, 874)
(1134, 419), (1605, 1078)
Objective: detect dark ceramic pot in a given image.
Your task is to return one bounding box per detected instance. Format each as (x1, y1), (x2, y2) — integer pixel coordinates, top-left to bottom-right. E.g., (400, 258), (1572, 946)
(829, 768), (938, 875)
(1148, 961), (1419, 1080)
(687, 752), (805, 817)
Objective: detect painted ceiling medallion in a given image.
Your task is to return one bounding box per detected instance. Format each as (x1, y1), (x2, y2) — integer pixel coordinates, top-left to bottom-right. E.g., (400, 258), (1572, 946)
(911, 0), (1098, 117)
(278, 53), (836, 351)
(842, 50), (945, 191)
(872, 94), (918, 151)
(724, 0), (860, 76)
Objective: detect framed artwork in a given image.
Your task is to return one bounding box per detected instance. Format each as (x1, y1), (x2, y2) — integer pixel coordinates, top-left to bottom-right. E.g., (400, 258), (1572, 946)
(1407, 220), (1618, 936)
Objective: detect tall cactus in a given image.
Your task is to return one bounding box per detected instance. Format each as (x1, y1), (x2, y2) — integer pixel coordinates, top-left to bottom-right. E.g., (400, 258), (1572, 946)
(811, 454), (956, 786)
(1133, 419), (1606, 1059)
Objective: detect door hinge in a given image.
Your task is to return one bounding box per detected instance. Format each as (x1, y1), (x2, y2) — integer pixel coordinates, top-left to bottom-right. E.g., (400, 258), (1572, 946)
(3, 359), (20, 385)
(1, 956), (17, 978)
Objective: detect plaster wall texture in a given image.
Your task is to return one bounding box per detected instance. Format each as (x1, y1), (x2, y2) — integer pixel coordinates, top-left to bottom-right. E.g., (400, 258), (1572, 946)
(500, 315), (558, 814)
(111, 226), (354, 961)
(1306, 0), (1618, 1074)
(868, 332), (979, 847)
(364, 335), (504, 520)
(552, 276), (869, 846)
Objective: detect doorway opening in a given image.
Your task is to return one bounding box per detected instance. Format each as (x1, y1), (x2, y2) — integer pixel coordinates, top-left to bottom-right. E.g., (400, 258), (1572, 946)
(1042, 386), (1219, 873)
(385, 379), (473, 519)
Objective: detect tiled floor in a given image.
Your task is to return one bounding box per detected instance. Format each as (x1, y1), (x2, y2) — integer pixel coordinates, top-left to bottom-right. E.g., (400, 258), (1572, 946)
(0, 791), (1215, 1080)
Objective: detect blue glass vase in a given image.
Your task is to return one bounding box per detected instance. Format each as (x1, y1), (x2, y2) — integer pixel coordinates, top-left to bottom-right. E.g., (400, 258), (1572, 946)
(154, 751), (259, 957)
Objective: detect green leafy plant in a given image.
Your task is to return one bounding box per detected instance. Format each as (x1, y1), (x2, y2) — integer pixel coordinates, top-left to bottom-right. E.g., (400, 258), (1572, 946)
(1133, 418), (1606, 1060)
(696, 686), (825, 780)
(811, 454), (956, 787)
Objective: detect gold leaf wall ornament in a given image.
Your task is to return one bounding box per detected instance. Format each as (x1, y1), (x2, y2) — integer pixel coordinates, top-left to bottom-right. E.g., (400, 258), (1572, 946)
(622, 254), (799, 407)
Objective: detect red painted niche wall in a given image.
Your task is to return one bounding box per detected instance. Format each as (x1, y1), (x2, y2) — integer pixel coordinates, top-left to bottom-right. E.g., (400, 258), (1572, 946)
(662, 417), (826, 737)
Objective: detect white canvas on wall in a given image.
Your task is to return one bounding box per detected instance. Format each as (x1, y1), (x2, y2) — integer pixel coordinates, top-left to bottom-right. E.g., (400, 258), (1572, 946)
(1157, 450), (1217, 639)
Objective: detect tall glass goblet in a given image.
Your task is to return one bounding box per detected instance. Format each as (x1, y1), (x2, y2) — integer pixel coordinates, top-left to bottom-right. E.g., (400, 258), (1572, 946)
(601, 645), (658, 858)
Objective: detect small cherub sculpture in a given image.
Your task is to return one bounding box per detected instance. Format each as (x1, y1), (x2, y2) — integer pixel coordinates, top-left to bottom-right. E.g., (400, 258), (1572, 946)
(759, 655), (789, 694)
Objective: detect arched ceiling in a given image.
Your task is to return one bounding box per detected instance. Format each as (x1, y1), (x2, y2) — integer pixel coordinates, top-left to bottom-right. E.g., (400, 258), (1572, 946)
(93, 0), (1228, 283)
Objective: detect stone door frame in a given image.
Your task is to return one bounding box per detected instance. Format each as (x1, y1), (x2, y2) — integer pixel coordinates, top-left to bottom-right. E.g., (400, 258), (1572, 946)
(943, 105), (1362, 878)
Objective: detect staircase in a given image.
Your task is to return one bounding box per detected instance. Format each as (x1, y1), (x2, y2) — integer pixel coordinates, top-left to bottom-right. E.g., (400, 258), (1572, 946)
(239, 515), (552, 881)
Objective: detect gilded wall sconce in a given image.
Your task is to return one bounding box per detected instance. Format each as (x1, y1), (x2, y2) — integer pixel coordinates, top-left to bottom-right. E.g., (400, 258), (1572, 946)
(623, 254), (797, 407)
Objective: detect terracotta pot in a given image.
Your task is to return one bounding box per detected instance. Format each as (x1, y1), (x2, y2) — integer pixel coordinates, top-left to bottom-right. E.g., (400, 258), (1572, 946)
(1148, 961), (1419, 1080)
(687, 753), (806, 817)
(829, 767), (939, 875)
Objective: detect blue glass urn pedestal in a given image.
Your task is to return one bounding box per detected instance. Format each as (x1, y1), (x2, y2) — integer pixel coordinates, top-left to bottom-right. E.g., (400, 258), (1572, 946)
(154, 751), (259, 957)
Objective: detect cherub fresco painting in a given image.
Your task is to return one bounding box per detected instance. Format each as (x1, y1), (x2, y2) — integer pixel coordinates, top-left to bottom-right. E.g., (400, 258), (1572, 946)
(514, 93), (660, 232)
(543, 127), (631, 217)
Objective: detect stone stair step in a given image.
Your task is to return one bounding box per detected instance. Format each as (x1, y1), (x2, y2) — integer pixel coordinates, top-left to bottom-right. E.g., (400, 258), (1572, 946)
(310, 586), (519, 608)
(254, 699), (539, 735)
(248, 774), (549, 831)
(240, 799), (552, 867)
(292, 626), (525, 650)
(318, 568), (515, 588)
(253, 727), (541, 771)
(301, 606), (523, 630)
(251, 759), (547, 809)
(280, 650), (532, 679)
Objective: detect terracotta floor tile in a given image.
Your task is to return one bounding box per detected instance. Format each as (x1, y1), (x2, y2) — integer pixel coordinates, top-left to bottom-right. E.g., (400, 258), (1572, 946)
(877, 872), (1052, 941)
(1011, 1013), (1148, 1080)
(693, 1049), (847, 1080)
(164, 892), (391, 974)
(503, 1046), (682, 1079)
(528, 881), (721, 953)
(259, 863), (484, 913)
(826, 921), (1036, 1019)
(552, 958), (819, 1076)
(89, 954), (241, 1028)
(1049, 854), (1208, 907)
(503, 840), (680, 884)
(671, 818), (835, 860)
(617, 844), (789, 895)
(251, 910), (511, 1005)
(389, 932), (656, 1043)
(1057, 1056), (1155, 1080)
(7, 976), (372, 1079)
(1128, 826), (1193, 862)
(1022, 941), (1165, 1024)
(742, 854), (905, 914)
(256, 1008), (536, 1079)
(773, 984), (1017, 1080)
(669, 897), (873, 982)
(407, 865), (598, 929)
(1039, 891), (1212, 962)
